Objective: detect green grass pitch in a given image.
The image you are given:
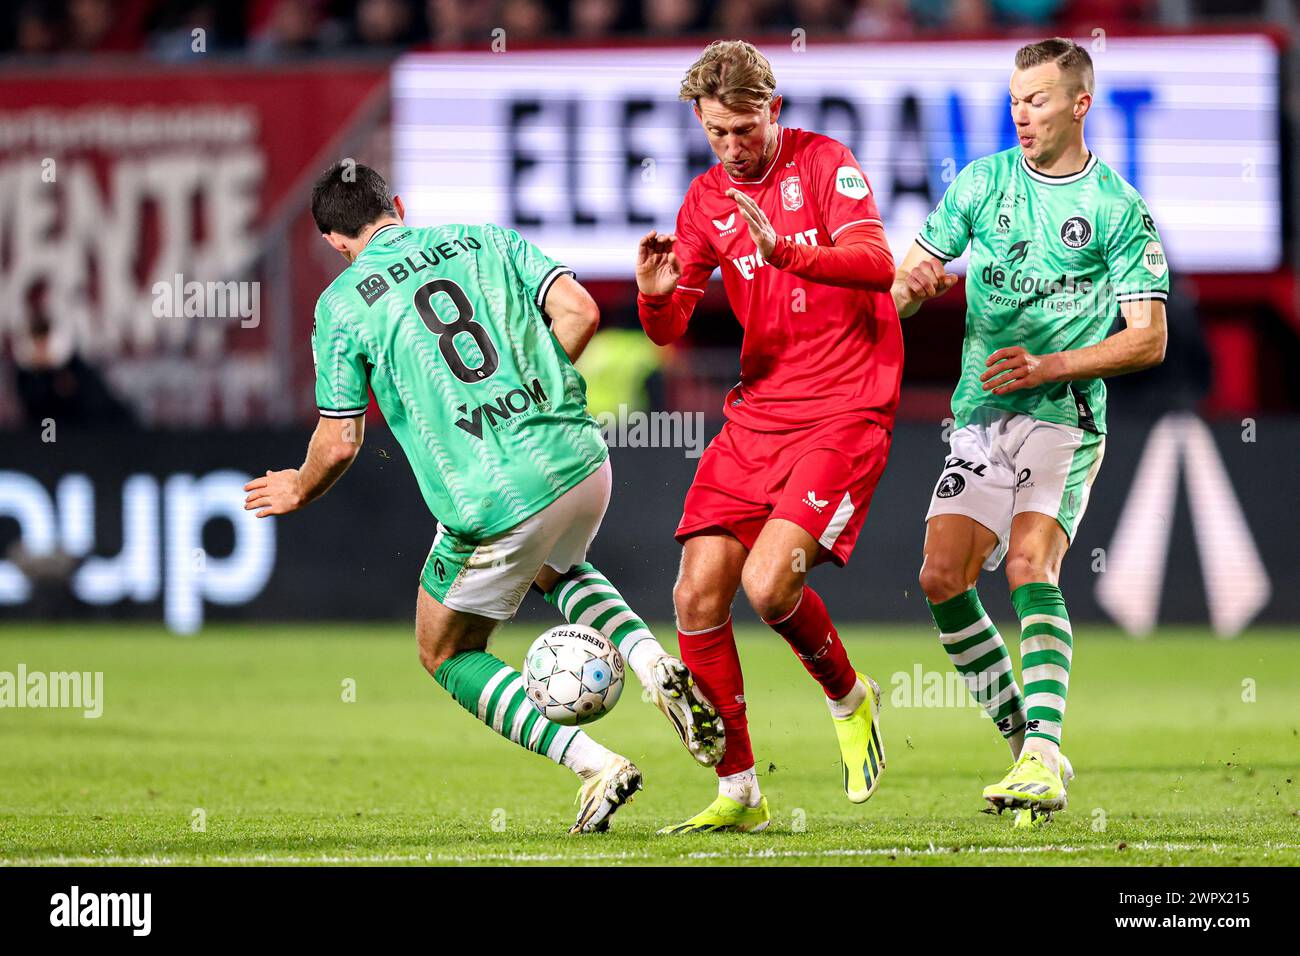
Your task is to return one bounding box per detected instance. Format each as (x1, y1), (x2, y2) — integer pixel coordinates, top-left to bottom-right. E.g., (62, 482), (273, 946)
(1, 623), (1296, 866)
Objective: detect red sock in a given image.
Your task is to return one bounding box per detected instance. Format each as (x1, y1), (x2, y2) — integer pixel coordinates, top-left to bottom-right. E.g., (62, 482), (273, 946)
(765, 586), (858, 701)
(678, 617), (753, 777)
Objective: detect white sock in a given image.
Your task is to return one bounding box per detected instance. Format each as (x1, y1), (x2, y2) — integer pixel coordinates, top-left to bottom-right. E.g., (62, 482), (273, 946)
(560, 731), (613, 778)
(626, 639), (666, 690)
(718, 767), (761, 807)
(827, 678), (867, 719)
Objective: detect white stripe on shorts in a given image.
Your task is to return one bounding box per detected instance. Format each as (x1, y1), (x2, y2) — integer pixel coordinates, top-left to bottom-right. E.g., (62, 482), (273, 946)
(818, 493), (855, 551)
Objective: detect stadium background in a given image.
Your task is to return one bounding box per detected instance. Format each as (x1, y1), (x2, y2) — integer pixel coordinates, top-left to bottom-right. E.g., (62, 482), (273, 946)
(0, 0), (1296, 640)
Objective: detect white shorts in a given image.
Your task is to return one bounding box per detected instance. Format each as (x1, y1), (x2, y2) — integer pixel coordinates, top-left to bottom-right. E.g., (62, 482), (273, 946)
(420, 459), (612, 620)
(925, 410), (1105, 571)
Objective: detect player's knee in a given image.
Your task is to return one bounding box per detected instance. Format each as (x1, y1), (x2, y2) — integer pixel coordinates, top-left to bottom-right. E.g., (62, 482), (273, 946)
(673, 575), (731, 632)
(1004, 551), (1053, 590)
(741, 563), (801, 623)
(416, 636), (456, 678)
(918, 560), (968, 604)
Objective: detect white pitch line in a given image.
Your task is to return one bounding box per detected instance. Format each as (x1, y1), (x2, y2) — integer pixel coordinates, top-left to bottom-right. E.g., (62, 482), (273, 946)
(3, 842), (1296, 866)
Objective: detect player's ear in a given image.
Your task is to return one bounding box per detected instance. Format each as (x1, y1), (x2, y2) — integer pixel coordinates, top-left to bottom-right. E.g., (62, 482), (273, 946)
(1073, 91), (1091, 121)
(393, 195), (405, 220)
(323, 232), (350, 257)
(768, 95), (783, 123)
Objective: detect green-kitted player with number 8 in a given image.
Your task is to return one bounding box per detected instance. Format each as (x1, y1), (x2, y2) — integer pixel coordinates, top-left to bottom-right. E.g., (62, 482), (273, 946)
(242, 162), (724, 834)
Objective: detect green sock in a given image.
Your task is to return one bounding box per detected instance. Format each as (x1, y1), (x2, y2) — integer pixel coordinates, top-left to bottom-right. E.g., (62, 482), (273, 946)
(928, 588), (1027, 740)
(1011, 582), (1073, 747)
(435, 649), (582, 765)
(545, 563), (663, 680)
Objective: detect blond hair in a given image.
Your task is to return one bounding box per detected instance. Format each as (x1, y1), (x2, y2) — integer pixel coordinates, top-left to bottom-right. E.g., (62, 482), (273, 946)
(679, 40), (776, 111)
(1015, 37), (1095, 95)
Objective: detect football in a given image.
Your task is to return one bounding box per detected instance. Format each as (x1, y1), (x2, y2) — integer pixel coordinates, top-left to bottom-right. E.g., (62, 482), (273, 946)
(523, 625), (625, 725)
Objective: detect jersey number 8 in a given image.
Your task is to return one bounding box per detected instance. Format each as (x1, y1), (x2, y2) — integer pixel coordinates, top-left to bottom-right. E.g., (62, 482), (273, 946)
(413, 278), (500, 384)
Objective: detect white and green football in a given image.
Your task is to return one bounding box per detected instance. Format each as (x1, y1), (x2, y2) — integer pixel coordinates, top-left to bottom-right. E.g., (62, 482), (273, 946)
(523, 625), (624, 725)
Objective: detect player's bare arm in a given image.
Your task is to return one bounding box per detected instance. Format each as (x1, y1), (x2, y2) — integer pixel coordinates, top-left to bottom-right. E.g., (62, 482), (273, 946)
(891, 242), (960, 318)
(981, 299), (1167, 395)
(543, 274), (600, 362)
(635, 229), (681, 296)
(242, 414), (365, 517)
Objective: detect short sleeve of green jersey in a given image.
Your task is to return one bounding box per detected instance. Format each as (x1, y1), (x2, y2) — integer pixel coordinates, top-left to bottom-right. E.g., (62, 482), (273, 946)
(311, 297), (370, 418)
(485, 224), (576, 312)
(916, 163), (977, 262)
(1103, 197), (1170, 306)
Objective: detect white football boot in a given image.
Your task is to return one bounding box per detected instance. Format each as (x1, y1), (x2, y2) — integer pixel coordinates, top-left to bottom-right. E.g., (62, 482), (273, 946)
(571, 753), (642, 834)
(647, 656), (726, 767)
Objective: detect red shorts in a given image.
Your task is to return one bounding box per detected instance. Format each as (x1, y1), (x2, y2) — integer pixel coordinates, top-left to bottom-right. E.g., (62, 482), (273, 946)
(676, 416), (892, 566)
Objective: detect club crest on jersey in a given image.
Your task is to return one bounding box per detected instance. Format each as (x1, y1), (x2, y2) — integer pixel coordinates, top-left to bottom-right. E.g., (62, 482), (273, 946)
(936, 473), (965, 498)
(712, 213), (737, 236)
(781, 176), (804, 211)
(1059, 216), (1092, 249)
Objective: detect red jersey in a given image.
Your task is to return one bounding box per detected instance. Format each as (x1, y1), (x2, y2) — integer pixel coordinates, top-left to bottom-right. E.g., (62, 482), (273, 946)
(658, 126), (903, 432)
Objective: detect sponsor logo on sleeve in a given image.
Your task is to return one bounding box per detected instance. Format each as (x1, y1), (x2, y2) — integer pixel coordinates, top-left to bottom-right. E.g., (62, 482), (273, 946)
(834, 165), (870, 200)
(1142, 240), (1168, 277)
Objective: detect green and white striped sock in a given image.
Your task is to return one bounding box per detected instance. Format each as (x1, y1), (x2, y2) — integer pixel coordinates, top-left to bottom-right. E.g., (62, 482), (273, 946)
(929, 588), (1027, 742)
(434, 650), (608, 773)
(545, 563), (665, 687)
(1012, 582), (1073, 747)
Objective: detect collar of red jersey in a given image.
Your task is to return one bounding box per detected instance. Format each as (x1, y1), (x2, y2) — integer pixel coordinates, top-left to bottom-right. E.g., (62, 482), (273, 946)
(725, 126), (787, 187)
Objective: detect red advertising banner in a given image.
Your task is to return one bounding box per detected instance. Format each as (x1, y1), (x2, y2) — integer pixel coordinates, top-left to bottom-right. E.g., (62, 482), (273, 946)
(0, 66), (389, 428)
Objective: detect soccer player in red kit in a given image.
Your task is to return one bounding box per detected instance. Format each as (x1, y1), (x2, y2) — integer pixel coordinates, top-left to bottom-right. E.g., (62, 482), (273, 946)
(639, 40), (904, 833)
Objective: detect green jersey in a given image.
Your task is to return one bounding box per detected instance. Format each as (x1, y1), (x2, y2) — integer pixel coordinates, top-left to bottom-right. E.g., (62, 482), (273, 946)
(917, 148), (1169, 434)
(312, 222), (608, 539)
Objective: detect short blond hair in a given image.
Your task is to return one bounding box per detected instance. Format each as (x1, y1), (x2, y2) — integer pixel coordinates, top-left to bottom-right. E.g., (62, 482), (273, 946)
(679, 40), (776, 112)
(1015, 37), (1094, 96)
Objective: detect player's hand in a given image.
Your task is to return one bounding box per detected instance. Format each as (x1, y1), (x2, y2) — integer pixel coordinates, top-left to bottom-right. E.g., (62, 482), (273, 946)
(981, 347), (1066, 394)
(897, 259), (959, 306)
(636, 230), (682, 296)
(726, 188), (777, 259)
(243, 469), (305, 517)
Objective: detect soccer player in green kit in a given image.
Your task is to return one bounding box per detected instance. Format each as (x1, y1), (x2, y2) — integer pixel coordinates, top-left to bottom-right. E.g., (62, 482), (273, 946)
(243, 163), (723, 833)
(892, 39), (1168, 825)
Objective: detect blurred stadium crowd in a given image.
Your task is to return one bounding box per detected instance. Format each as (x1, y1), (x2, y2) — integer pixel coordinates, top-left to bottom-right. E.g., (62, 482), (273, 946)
(2, 0), (1284, 59)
